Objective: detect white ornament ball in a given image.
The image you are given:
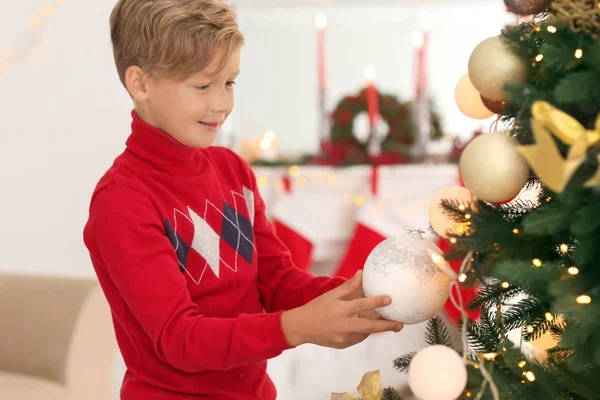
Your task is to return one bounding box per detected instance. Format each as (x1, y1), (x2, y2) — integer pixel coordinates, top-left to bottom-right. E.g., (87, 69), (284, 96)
(362, 232), (455, 324)
(408, 345), (468, 400)
(454, 74), (495, 120)
(429, 186), (475, 238)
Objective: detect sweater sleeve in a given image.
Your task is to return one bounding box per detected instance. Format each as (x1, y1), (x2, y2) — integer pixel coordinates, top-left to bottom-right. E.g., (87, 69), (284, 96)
(247, 168), (346, 313)
(84, 182), (291, 373)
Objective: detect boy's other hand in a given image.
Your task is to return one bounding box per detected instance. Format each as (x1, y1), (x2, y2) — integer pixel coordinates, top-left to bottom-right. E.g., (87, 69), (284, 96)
(281, 271), (404, 349)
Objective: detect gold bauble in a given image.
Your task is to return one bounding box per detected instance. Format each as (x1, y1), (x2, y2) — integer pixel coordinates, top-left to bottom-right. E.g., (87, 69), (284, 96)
(481, 95), (506, 115)
(429, 186), (475, 238)
(455, 74), (495, 120)
(468, 36), (529, 102)
(459, 132), (529, 204)
(504, 0), (551, 15)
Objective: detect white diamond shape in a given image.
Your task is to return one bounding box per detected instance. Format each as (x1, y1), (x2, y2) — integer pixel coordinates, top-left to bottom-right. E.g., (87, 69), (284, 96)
(243, 186), (255, 225)
(188, 206), (221, 278)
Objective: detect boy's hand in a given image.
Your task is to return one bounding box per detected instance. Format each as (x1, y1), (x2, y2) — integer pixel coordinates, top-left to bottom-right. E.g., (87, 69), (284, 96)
(343, 274), (384, 321)
(281, 271), (404, 349)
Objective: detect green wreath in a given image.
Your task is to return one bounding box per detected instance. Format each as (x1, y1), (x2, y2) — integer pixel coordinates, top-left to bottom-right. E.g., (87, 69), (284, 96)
(329, 88), (416, 158)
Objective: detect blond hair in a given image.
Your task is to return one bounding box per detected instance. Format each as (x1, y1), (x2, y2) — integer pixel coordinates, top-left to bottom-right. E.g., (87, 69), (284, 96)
(110, 0), (244, 85)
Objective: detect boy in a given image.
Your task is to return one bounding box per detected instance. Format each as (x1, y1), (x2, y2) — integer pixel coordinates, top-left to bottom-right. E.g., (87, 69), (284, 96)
(83, 1), (403, 399)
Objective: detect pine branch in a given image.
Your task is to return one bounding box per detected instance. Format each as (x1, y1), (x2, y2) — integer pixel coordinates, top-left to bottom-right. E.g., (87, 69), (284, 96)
(466, 311), (503, 353)
(425, 316), (453, 347)
(501, 298), (544, 331)
(381, 387), (403, 400)
(547, 347), (575, 363)
(468, 283), (525, 310)
(393, 352), (416, 373)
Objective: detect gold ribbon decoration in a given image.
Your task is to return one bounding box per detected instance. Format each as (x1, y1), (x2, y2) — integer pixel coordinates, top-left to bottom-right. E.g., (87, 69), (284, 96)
(331, 370), (382, 400)
(518, 101), (600, 192)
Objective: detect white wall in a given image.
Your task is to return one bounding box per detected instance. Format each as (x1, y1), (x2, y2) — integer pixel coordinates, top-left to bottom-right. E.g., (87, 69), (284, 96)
(0, 1), (511, 278)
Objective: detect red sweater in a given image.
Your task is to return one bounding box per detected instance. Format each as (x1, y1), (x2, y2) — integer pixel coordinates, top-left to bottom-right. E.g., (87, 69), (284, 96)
(83, 111), (345, 399)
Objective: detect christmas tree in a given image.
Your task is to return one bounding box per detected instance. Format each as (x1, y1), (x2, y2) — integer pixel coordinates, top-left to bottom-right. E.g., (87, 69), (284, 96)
(383, 1), (600, 399)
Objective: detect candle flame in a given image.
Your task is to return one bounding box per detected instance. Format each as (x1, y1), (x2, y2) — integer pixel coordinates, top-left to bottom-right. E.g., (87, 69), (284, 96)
(412, 31), (424, 48)
(259, 131), (276, 150)
(315, 14), (327, 29)
(364, 65), (376, 81)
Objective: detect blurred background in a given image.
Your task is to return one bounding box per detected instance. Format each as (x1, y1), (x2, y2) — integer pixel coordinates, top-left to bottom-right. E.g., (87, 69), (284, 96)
(0, 1), (520, 399)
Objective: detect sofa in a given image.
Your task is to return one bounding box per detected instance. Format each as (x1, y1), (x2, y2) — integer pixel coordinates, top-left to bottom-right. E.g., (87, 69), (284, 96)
(0, 273), (116, 400)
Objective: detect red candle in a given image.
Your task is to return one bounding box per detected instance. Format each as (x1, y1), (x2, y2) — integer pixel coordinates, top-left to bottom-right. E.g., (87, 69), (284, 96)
(316, 14), (327, 89)
(364, 65), (379, 128)
(414, 30), (429, 99)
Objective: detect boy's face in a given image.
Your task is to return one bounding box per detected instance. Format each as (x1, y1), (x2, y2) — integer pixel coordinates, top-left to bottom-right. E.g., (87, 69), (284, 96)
(135, 47), (241, 149)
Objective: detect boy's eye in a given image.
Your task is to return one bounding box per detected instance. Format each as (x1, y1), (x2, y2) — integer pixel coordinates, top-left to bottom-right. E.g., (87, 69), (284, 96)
(196, 85), (210, 90)
(226, 81), (237, 87)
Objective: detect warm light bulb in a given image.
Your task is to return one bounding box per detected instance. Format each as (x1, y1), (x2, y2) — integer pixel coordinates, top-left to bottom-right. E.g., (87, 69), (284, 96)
(525, 371), (536, 382)
(364, 65), (376, 81)
(458, 204), (466, 211)
(289, 165), (300, 176)
(545, 312), (554, 321)
(518, 360), (527, 368)
(575, 49), (583, 59)
(532, 258), (542, 267)
(42, 5), (54, 15)
(513, 228), (520, 234)
(559, 244), (569, 253)
(354, 196), (366, 207)
(535, 54), (544, 62)
(458, 274), (467, 283)
(31, 14), (43, 29)
(526, 325), (534, 333)
(465, 392), (472, 398)
(327, 174), (339, 186)
(501, 282), (510, 289)
(296, 177), (307, 187)
(577, 295), (592, 304)
(547, 25), (557, 33)
(450, 237), (458, 244)
(315, 14), (327, 29)
(1, 49), (14, 61)
(464, 213), (471, 220)
(568, 266), (579, 275)
(257, 176), (268, 188)
(483, 352), (497, 360)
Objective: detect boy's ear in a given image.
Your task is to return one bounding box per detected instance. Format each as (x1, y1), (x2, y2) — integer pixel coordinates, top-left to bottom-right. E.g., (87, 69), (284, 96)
(125, 66), (150, 102)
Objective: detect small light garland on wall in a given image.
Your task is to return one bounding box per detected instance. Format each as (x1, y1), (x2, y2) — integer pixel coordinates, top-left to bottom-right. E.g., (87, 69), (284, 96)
(0, 1), (64, 76)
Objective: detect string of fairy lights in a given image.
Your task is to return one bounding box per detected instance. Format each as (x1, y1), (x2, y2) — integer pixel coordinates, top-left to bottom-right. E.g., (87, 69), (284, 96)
(0, 1), (64, 76)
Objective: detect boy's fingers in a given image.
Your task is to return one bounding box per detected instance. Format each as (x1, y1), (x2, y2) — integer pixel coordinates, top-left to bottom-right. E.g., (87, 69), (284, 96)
(354, 318), (403, 334)
(328, 270), (362, 299)
(346, 295), (391, 315)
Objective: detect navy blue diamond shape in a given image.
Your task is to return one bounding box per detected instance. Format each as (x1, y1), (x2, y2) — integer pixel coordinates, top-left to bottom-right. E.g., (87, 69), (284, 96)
(222, 202), (254, 264)
(165, 218), (190, 273)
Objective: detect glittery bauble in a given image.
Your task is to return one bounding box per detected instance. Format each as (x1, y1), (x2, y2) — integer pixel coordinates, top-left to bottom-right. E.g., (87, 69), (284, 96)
(454, 74), (495, 120)
(362, 232), (455, 324)
(408, 345), (468, 400)
(459, 132), (529, 204)
(468, 36), (529, 102)
(504, 0), (551, 15)
(481, 95), (506, 115)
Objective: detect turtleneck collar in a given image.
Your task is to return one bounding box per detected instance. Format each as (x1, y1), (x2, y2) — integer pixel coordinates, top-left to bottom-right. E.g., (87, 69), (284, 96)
(125, 110), (203, 174)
